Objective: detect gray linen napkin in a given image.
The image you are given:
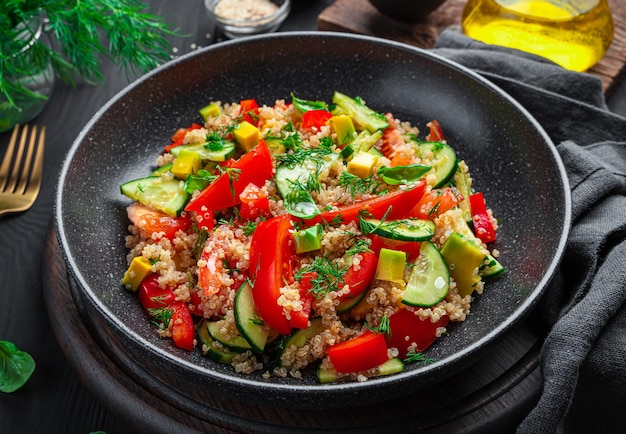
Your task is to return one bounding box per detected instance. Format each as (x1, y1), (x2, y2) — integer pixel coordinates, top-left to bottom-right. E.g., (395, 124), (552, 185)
(433, 29), (626, 433)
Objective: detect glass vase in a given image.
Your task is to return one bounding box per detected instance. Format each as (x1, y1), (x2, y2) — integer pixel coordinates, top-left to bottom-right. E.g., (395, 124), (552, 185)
(0, 14), (55, 133)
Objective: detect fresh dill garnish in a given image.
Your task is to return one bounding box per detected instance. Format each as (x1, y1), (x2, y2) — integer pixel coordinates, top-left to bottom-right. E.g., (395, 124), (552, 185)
(1, 0), (182, 109)
(295, 256), (347, 297)
(366, 315), (390, 335)
(216, 166), (241, 198)
(241, 220), (258, 236)
(148, 307), (173, 330)
(358, 206), (392, 235)
(191, 226), (209, 261)
(205, 131), (226, 151)
(149, 293), (170, 306)
(345, 235), (373, 256)
(338, 171), (385, 197)
(403, 348), (436, 365)
(222, 258), (240, 275)
(149, 257), (161, 265)
(275, 144), (334, 169)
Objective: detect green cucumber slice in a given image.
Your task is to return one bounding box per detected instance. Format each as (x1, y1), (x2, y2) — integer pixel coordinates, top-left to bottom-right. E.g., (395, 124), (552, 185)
(170, 141), (236, 162)
(120, 176), (188, 217)
(234, 280), (270, 354)
(279, 318), (325, 369)
(336, 290), (368, 314)
(197, 319), (237, 364)
(361, 217), (435, 242)
(479, 254), (506, 279)
(207, 321), (252, 352)
(415, 141), (457, 188)
(403, 241), (449, 307)
(317, 357), (405, 383)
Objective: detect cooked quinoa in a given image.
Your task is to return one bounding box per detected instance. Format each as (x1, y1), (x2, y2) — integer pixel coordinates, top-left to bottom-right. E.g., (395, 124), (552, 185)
(121, 93), (503, 383)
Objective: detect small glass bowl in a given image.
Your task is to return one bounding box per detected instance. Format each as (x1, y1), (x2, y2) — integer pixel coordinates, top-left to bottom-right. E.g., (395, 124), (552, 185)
(205, 0), (291, 39)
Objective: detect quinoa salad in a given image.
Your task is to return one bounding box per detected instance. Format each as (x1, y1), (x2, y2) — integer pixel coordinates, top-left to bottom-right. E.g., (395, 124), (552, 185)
(120, 92), (504, 383)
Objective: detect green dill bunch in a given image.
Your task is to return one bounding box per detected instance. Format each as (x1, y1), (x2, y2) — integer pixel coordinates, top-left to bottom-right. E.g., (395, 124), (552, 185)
(0, 0), (181, 109)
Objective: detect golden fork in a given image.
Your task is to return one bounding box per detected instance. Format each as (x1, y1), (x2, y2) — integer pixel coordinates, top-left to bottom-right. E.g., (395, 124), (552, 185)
(0, 124), (46, 216)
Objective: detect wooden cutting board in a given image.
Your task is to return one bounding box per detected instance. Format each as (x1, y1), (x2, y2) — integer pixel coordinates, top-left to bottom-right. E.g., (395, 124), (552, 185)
(318, 0), (626, 97)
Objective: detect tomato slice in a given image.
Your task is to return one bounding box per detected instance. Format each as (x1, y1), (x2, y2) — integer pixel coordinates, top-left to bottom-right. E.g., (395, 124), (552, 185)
(386, 309), (449, 358)
(290, 272), (315, 329)
(185, 140), (273, 213)
(170, 302), (195, 351)
(137, 274), (175, 314)
(327, 330), (389, 373)
(301, 110), (333, 131)
(304, 181), (426, 226)
(408, 187), (460, 220)
(470, 192), (497, 243)
(341, 251), (378, 300)
(249, 214), (294, 335)
(239, 99), (260, 125)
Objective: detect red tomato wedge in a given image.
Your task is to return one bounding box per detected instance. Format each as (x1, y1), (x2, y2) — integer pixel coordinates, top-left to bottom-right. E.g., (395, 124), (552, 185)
(239, 98), (260, 125)
(408, 187), (460, 220)
(170, 302), (195, 351)
(386, 309), (449, 358)
(185, 140), (273, 213)
(301, 110), (333, 131)
(327, 330), (389, 373)
(470, 192), (497, 244)
(368, 234), (421, 262)
(239, 183), (271, 220)
(290, 272), (315, 329)
(304, 181), (426, 226)
(249, 214), (294, 335)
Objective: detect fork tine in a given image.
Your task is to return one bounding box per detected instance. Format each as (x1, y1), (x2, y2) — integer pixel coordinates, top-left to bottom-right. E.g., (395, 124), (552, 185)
(0, 124), (21, 192)
(25, 126), (45, 197)
(15, 125), (38, 194)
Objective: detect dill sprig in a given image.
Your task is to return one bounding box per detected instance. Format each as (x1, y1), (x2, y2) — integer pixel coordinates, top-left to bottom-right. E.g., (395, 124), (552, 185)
(295, 256), (347, 297)
(1, 0), (182, 108)
(338, 171), (386, 197)
(403, 348), (436, 366)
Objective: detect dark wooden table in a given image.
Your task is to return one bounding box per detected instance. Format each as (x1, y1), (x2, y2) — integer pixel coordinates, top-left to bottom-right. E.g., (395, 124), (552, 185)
(1, 1), (625, 433)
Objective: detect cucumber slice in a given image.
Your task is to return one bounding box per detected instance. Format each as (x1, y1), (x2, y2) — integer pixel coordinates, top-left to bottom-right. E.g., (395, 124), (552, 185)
(206, 321), (252, 352)
(197, 319), (237, 364)
(317, 357), (405, 383)
(479, 254), (506, 279)
(234, 280), (270, 354)
(336, 290), (367, 314)
(415, 141), (457, 188)
(120, 176), (188, 217)
(361, 217), (435, 242)
(279, 318), (325, 368)
(453, 163), (473, 222)
(170, 141), (236, 162)
(403, 241), (449, 307)
(331, 91), (389, 133)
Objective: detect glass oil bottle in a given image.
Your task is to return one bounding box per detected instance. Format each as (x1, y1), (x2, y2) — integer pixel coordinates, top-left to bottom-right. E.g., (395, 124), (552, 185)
(461, 0), (614, 71)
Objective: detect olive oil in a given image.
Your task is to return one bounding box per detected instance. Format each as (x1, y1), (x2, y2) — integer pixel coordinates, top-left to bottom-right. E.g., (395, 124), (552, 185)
(462, 0), (614, 71)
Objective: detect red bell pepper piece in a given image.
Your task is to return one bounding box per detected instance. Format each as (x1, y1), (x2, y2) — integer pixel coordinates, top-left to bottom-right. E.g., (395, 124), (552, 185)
(289, 271), (315, 329)
(327, 330), (389, 373)
(340, 251), (378, 300)
(164, 123), (203, 152)
(301, 110), (333, 131)
(304, 181), (426, 226)
(239, 99), (260, 125)
(185, 140), (273, 213)
(170, 302), (195, 351)
(239, 183), (271, 220)
(408, 187), (460, 220)
(368, 234), (421, 262)
(137, 274), (175, 315)
(386, 309), (449, 358)
(249, 214), (295, 335)
(425, 119), (444, 142)
(469, 192), (497, 243)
